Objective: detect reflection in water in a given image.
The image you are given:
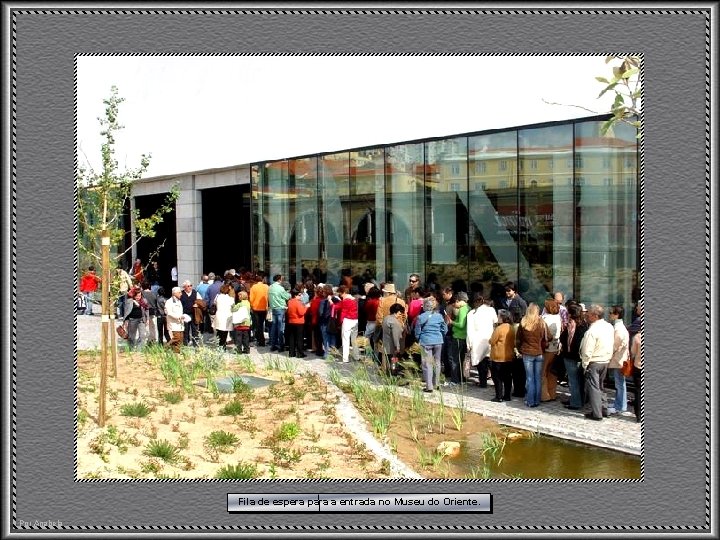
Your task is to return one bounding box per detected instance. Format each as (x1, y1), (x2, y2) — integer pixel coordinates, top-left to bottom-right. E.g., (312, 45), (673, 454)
(456, 433), (641, 479)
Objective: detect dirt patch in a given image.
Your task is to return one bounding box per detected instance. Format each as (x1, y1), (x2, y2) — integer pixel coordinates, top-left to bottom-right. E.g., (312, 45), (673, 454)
(76, 350), (393, 479)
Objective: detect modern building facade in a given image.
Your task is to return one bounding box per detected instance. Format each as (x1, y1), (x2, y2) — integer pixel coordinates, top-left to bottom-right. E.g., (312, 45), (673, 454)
(132, 113), (639, 317)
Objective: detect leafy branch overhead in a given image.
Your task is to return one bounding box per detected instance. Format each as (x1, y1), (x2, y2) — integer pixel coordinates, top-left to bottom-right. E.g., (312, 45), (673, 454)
(541, 55), (642, 140)
(77, 85), (179, 274)
(596, 55), (642, 138)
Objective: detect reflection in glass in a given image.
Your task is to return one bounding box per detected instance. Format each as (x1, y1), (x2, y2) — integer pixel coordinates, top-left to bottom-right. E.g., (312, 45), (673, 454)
(468, 132), (518, 305)
(350, 149), (385, 285)
(575, 121), (638, 318)
(425, 137), (469, 289)
(386, 143), (424, 286)
(518, 124), (574, 305)
(250, 116), (638, 319)
(263, 161), (290, 277)
(288, 157), (319, 286)
(319, 153), (348, 286)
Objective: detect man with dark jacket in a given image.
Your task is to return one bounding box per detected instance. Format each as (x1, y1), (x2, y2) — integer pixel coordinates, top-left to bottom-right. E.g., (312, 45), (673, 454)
(180, 280), (200, 346)
(501, 282), (528, 323)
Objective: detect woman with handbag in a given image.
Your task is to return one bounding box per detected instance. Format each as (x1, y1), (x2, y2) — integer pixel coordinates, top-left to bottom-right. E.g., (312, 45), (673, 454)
(540, 298), (563, 402)
(607, 305), (630, 415)
(517, 303), (550, 408)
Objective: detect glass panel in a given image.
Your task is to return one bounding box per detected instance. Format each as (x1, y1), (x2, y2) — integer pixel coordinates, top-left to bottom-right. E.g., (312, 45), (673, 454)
(518, 124), (574, 305)
(288, 157), (319, 287)
(251, 164), (264, 273)
(575, 120), (638, 320)
(425, 137), (468, 291)
(349, 149), (385, 286)
(468, 131), (518, 306)
(386, 143), (424, 287)
(262, 161), (291, 278)
(318, 152), (349, 286)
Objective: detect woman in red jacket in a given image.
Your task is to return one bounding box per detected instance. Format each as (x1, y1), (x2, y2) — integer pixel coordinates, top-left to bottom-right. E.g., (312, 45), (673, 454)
(286, 288), (309, 358)
(337, 285), (359, 363)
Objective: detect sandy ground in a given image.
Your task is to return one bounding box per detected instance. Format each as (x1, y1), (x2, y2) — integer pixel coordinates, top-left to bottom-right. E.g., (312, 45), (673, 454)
(76, 349), (395, 479)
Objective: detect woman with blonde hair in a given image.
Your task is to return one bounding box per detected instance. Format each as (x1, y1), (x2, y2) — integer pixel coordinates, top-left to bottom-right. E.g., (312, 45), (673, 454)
(540, 298), (562, 402)
(517, 302), (550, 407)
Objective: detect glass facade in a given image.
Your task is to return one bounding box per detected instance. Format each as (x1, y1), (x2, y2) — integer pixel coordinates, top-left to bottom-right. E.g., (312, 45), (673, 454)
(253, 116), (639, 319)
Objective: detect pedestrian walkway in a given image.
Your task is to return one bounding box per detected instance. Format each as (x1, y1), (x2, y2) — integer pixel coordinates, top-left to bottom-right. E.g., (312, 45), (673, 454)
(76, 314), (641, 456)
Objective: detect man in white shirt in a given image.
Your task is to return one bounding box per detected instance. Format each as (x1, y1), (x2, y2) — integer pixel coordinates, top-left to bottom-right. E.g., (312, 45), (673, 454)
(165, 286), (185, 353)
(579, 304), (615, 421)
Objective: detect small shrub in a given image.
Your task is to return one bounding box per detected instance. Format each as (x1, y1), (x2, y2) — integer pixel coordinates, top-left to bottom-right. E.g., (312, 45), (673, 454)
(143, 439), (179, 463)
(215, 462), (259, 479)
(276, 422), (300, 442)
(162, 391), (183, 404)
(140, 459), (163, 474)
(77, 408), (90, 430)
(219, 400), (244, 416)
(120, 402), (151, 418)
(205, 430), (239, 452)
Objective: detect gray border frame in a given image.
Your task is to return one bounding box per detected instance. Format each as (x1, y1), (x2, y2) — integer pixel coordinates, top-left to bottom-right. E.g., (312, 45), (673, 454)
(3, 4), (716, 537)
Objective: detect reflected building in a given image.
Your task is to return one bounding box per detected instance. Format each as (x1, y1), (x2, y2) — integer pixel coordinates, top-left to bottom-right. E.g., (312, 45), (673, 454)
(131, 114), (639, 319)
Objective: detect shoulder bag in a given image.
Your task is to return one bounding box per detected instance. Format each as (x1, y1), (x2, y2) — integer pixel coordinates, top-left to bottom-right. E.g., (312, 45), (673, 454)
(621, 354), (634, 377)
(116, 322), (128, 340)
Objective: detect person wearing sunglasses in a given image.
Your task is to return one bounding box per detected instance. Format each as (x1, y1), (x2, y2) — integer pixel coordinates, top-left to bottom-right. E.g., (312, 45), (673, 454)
(404, 273), (422, 304)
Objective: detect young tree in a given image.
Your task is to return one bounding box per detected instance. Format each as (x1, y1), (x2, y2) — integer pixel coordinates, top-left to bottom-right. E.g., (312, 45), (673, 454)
(77, 85), (178, 426)
(77, 85), (178, 281)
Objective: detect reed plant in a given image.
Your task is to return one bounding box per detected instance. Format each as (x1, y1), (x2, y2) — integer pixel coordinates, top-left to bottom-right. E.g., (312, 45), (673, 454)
(480, 432), (507, 465)
(417, 444), (445, 469)
(264, 355), (298, 373)
(235, 355), (256, 373)
(450, 387), (468, 431)
(437, 387), (446, 434)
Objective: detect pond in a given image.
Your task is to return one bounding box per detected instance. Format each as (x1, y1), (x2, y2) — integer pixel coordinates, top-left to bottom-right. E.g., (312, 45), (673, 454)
(455, 431), (641, 479)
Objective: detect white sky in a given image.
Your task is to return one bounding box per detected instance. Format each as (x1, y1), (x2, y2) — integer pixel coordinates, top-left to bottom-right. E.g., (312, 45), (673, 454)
(76, 56), (620, 179)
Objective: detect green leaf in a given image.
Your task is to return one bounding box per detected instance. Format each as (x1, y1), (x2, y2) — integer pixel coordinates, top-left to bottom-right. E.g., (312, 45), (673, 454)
(595, 76), (610, 84)
(597, 82), (618, 99)
(620, 67), (639, 79)
(600, 118), (615, 135)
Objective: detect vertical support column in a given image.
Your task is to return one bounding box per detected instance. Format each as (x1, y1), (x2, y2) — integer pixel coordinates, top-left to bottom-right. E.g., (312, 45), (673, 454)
(175, 175), (203, 285)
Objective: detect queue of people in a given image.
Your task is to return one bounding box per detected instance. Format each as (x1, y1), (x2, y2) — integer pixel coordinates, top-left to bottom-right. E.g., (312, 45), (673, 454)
(85, 264), (643, 423)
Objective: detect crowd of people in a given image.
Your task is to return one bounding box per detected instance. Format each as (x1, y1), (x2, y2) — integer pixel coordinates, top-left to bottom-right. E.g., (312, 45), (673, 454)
(78, 263), (644, 423)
